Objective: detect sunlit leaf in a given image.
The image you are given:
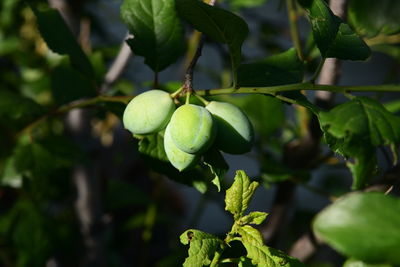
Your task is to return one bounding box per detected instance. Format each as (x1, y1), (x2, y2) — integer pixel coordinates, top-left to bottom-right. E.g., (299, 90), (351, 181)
(121, 0), (185, 72)
(238, 225), (305, 266)
(180, 229), (223, 267)
(225, 170), (259, 220)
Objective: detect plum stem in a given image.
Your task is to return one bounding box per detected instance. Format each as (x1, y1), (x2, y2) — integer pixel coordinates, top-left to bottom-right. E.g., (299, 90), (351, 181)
(194, 93), (210, 106)
(170, 86), (184, 98)
(185, 91), (192, 104)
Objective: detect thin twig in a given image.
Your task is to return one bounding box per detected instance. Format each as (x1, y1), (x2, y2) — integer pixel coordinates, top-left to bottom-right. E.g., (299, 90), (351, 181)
(184, 36), (206, 92)
(182, 0), (216, 93)
(286, 0), (304, 60)
(196, 82), (400, 96)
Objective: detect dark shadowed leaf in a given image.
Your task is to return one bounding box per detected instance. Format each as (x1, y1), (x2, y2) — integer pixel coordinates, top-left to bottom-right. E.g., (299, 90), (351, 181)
(0, 90), (44, 130)
(203, 147), (229, 192)
(348, 0), (400, 37)
(137, 133), (209, 193)
(232, 95), (285, 138)
(51, 65), (96, 105)
(31, 7), (94, 77)
(121, 0), (185, 72)
(1, 136), (82, 187)
(176, 0), (249, 80)
(237, 48), (304, 87)
(303, 0), (370, 60)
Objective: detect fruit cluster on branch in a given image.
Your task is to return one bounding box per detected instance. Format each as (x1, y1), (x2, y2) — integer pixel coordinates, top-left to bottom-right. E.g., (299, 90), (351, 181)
(122, 89), (254, 171)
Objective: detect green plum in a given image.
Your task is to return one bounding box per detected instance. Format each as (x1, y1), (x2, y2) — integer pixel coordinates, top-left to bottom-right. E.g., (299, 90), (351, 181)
(123, 90), (175, 135)
(164, 123), (199, 171)
(168, 104), (216, 154)
(206, 101), (254, 154)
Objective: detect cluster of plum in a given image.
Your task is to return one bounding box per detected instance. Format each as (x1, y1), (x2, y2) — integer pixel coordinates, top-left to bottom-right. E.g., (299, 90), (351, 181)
(123, 89), (254, 171)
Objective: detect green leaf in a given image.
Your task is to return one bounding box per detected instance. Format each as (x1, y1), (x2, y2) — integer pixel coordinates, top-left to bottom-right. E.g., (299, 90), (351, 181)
(138, 133), (169, 162)
(2, 200), (55, 266)
(1, 136), (81, 188)
(343, 258), (392, 267)
(176, 0), (249, 81)
(321, 96), (400, 146)
(348, 0), (400, 37)
(225, 170), (259, 220)
(239, 211), (268, 225)
(304, 0), (370, 60)
(238, 257), (255, 267)
(0, 0), (20, 29)
(137, 133), (209, 193)
(237, 48), (304, 87)
(51, 65), (96, 105)
(225, 0), (268, 10)
(203, 147), (229, 192)
(235, 95), (285, 138)
(280, 91), (321, 115)
(2, 156), (23, 188)
(238, 225), (305, 266)
(319, 97), (400, 188)
(384, 99), (400, 114)
(121, 0), (185, 72)
(31, 7), (94, 77)
(313, 192), (400, 265)
(180, 229), (223, 267)
(0, 90), (44, 130)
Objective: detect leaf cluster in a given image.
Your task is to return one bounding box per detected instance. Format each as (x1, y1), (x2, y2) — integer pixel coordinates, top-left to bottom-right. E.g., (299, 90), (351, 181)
(181, 170), (305, 266)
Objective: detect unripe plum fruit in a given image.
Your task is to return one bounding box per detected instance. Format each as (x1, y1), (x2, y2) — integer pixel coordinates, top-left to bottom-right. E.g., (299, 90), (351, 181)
(206, 101), (254, 154)
(123, 90), (175, 135)
(168, 104), (216, 154)
(164, 124), (200, 171)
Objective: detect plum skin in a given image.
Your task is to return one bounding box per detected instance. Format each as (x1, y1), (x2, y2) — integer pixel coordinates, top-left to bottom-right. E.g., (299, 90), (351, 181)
(168, 104), (216, 154)
(206, 101), (254, 154)
(123, 90), (175, 135)
(164, 124), (199, 171)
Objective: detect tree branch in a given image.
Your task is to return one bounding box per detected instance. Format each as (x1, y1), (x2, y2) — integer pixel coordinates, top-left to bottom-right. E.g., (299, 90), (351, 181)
(182, 0), (216, 93)
(288, 0), (348, 261)
(100, 33), (133, 93)
(184, 36), (206, 92)
(196, 82), (400, 96)
(19, 81), (400, 138)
